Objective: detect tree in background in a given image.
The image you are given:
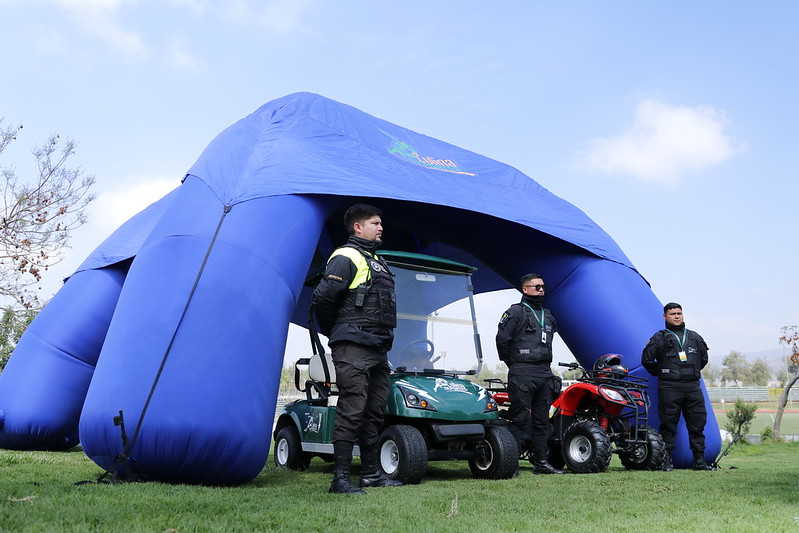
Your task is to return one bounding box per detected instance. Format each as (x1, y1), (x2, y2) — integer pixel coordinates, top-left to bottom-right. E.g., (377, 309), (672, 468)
(701, 361), (721, 386)
(775, 354), (799, 388)
(720, 350), (771, 386)
(724, 398), (758, 443)
(748, 357), (772, 386)
(0, 307), (37, 372)
(774, 325), (799, 440)
(720, 351), (747, 386)
(0, 120), (96, 309)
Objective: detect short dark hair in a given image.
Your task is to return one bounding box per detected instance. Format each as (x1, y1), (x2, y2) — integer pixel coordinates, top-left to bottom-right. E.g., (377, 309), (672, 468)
(343, 204), (382, 235)
(663, 302), (682, 313)
(520, 273), (543, 289)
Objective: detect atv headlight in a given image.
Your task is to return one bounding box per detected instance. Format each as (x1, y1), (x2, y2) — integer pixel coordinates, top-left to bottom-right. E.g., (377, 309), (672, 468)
(600, 388), (625, 403)
(399, 386), (437, 411)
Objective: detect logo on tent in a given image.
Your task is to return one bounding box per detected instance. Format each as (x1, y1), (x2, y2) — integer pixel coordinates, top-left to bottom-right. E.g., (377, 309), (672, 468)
(379, 129), (476, 176)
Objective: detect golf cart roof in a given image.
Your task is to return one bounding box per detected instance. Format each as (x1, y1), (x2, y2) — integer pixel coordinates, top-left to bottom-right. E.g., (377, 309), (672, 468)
(377, 250), (477, 274)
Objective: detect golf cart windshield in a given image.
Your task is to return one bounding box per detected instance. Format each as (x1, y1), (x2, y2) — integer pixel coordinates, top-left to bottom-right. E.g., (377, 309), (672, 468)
(381, 252), (483, 376)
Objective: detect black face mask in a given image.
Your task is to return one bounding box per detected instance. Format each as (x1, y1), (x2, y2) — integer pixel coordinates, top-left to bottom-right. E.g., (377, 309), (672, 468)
(522, 294), (544, 308)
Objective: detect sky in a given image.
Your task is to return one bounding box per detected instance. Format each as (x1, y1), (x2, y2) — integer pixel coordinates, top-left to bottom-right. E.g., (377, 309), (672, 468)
(1, 0), (797, 370)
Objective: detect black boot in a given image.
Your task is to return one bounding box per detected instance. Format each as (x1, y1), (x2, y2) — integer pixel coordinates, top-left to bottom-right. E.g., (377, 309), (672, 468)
(662, 451), (673, 472)
(359, 443), (403, 488)
(532, 448), (565, 475)
(693, 453), (716, 471)
(329, 442), (365, 495)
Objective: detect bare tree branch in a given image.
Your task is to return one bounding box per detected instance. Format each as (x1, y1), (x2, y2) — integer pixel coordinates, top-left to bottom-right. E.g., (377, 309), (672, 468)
(0, 118), (96, 309)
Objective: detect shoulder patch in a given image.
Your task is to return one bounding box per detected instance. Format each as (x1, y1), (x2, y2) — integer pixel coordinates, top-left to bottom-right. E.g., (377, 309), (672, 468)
(498, 312), (509, 327)
(324, 274), (344, 282)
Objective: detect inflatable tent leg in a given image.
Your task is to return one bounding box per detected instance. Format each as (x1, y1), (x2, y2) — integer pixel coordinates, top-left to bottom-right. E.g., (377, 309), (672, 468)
(0, 266), (128, 450)
(80, 180), (327, 484)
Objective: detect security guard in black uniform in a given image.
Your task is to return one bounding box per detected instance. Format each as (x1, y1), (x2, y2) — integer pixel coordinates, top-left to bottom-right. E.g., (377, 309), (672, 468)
(312, 204), (403, 494)
(496, 273), (564, 474)
(642, 302), (714, 471)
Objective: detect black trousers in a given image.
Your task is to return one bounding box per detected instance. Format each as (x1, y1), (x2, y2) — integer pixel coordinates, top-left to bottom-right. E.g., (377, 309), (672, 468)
(507, 370), (557, 451)
(331, 342), (391, 447)
(658, 380), (707, 454)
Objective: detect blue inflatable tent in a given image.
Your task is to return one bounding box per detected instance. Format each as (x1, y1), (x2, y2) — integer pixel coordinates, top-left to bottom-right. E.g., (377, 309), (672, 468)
(0, 92), (720, 483)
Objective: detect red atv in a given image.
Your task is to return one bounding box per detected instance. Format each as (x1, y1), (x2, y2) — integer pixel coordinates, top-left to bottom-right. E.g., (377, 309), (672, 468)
(485, 355), (666, 473)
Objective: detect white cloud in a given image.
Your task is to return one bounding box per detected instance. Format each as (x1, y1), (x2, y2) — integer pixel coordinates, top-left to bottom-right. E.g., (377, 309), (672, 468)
(582, 99), (742, 185)
(92, 177), (177, 229)
(166, 35), (200, 71)
(220, 0), (314, 34)
(51, 0), (149, 55)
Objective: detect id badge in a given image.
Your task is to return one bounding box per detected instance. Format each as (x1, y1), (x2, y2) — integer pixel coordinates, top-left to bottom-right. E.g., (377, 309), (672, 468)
(678, 350), (687, 362)
(541, 331), (547, 344)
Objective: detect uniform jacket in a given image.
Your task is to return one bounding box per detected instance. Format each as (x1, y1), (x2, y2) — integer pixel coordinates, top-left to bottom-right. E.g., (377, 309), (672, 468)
(496, 296), (556, 365)
(312, 236), (396, 351)
(641, 325), (709, 382)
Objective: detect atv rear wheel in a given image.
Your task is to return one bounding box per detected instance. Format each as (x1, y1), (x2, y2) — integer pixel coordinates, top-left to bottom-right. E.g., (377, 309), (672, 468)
(619, 427), (666, 471)
(274, 426), (311, 470)
(468, 426), (519, 479)
(378, 424), (428, 485)
(562, 420), (612, 473)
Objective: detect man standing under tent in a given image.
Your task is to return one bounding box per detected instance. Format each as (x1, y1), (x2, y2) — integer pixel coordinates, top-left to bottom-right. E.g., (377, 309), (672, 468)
(496, 273), (565, 474)
(641, 302), (715, 471)
(312, 204), (403, 494)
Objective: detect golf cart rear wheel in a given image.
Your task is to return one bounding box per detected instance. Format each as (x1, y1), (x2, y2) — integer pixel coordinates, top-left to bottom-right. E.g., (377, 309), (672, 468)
(562, 420), (612, 473)
(274, 426), (311, 470)
(468, 426), (519, 479)
(378, 424), (427, 485)
(620, 427), (667, 471)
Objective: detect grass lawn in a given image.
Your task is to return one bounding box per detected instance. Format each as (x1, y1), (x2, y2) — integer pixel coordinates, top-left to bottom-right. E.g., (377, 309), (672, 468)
(2, 442), (798, 532)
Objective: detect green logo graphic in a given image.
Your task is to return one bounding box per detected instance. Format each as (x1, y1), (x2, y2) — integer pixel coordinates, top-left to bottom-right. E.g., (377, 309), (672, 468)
(379, 129), (476, 176)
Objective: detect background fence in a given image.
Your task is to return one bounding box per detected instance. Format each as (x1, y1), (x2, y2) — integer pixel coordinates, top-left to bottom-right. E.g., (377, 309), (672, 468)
(705, 386), (799, 403)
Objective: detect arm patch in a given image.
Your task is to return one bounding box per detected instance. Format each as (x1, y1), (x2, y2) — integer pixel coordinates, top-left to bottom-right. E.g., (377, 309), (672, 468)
(498, 312), (509, 328)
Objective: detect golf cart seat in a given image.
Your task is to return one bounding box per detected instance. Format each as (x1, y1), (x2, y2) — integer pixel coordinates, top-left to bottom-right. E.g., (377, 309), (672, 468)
(309, 352), (336, 383)
(298, 352), (338, 406)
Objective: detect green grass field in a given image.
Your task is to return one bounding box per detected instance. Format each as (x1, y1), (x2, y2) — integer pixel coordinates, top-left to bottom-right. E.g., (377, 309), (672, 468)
(2, 441), (798, 533)
(712, 403), (799, 436)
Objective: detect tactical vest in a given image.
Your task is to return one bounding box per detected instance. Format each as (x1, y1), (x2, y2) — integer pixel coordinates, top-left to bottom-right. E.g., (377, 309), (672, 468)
(333, 245), (397, 329)
(656, 328), (703, 381)
(507, 303), (554, 364)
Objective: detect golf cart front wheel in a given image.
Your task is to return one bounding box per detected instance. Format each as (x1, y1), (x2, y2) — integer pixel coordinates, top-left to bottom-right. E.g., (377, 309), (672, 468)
(562, 420), (612, 473)
(378, 425), (427, 485)
(468, 426), (519, 479)
(274, 426), (311, 470)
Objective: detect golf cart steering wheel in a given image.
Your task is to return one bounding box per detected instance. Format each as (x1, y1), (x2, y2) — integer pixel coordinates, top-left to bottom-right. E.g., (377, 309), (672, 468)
(397, 339), (437, 367)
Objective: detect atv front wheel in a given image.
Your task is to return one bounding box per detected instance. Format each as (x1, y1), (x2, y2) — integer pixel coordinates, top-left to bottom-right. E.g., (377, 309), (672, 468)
(562, 420), (612, 473)
(274, 426), (311, 470)
(378, 425), (428, 485)
(619, 427), (666, 471)
(468, 426), (519, 479)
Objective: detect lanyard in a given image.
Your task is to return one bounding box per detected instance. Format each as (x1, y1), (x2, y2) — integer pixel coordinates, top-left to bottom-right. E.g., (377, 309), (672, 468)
(521, 302), (545, 329)
(667, 329), (687, 349)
